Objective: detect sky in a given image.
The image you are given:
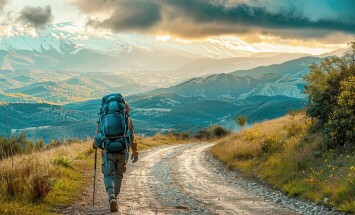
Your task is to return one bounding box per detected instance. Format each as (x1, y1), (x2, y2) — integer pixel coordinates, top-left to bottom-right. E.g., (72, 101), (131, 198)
(0, 0), (354, 55)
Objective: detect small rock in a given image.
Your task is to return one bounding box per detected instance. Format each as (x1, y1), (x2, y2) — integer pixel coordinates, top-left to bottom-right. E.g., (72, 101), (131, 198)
(273, 198), (281, 203)
(323, 197), (329, 204)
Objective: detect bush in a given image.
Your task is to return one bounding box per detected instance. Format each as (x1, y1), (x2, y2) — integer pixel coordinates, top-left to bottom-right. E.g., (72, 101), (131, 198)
(304, 42), (355, 149)
(234, 115), (247, 127)
(195, 129), (212, 140)
(195, 125), (230, 139)
(53, 157), (72, 169)
(181, 132), (190, 140)
(167, 131), (191, 141)
(262, 136), (281, 153)
(214, 126), (229, 137)
(31, 175), (51, 202)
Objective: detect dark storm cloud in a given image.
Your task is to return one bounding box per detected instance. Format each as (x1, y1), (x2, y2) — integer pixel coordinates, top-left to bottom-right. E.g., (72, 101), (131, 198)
(19, 5), (54, 28)
(87, 0), (161, 31)
(73, 0), (355, 38)
(0, 0), (7, 11)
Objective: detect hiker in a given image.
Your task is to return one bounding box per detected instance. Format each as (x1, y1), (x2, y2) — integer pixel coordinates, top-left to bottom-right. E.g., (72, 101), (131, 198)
(93, 93), (138, 212)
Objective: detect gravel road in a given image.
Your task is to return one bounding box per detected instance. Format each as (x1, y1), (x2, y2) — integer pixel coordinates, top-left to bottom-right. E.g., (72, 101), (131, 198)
(63, 143), (341, 215)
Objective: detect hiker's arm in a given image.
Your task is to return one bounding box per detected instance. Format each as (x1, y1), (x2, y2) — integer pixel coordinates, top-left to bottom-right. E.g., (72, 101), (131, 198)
(124, 101), (138, 157)
(127, 117), (138, 157)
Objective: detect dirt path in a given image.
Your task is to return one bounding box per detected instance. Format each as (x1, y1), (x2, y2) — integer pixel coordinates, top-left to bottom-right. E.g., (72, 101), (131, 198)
(62, 143), (336, 215)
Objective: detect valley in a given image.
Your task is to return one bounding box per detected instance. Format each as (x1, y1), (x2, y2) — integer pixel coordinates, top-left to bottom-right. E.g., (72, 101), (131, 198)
(0, 56), (319, 141)
(0, 25), (341, 142)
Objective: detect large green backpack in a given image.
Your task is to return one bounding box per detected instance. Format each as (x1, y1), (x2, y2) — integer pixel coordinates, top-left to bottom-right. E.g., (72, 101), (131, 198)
(94, 93), (132, 153)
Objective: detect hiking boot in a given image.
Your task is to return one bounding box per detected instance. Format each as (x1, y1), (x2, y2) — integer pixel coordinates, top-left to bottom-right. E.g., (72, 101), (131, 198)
(109, 196), (118, 212)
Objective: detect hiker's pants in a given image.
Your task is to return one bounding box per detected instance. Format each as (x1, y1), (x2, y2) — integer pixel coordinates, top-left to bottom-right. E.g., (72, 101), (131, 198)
(102, 152), (126, 198)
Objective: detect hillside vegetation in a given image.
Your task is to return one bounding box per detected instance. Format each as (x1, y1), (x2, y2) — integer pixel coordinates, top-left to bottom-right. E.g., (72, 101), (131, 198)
(0, 140), (93, 214)
(2, 56), (317, 141)
(211, 113), (354, 213)
(211, 43), (355, 213)
(0, 133), (195, 214)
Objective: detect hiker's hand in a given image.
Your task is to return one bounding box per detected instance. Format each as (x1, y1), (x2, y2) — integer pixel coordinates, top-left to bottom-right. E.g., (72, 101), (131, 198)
(131, 154), (138, 163)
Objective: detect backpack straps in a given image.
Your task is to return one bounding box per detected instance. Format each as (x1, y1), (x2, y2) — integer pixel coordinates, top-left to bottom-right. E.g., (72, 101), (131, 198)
(99, 112), (109, 168)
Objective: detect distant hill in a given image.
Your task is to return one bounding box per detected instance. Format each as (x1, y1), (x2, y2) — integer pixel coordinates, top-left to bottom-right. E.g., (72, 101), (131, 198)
(0, 23), (319, 89)
(148, 57), (322, 99)
(0, 103), (96, 141)
(170, 53), (311, 79)
(0, 70), (155, 104)
(1, 56), (320, 139)
(231, 56), (322, 77)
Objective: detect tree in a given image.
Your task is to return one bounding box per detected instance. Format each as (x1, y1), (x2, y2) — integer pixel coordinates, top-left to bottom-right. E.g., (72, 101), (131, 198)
(304, 42), (355, 149)
(235, 115), (247, 127)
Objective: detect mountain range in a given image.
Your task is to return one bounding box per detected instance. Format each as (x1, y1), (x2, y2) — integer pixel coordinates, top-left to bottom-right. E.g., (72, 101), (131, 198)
(0, 56), (323, 141)
(0, 70), (154, 104)
(0, 23), (344, 140)
(1, 22), (341, 90)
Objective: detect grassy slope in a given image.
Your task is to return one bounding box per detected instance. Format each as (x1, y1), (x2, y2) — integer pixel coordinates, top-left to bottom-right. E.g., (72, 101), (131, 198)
(211, 113), (355, 213)
(0, 135), (190, 215)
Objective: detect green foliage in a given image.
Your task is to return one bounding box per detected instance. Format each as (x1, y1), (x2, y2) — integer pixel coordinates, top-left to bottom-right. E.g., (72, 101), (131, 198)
(211, 113), (355, 213)
(195, 125), (230, 139)
(213, 126), (229, 137)
(53, 157), (72, 169)
(0, 133), (37, 159)
(304, 42), (355, 149)
(234, 115), (247, 127)
(262, 136), (281, 153)
(0, 140), (94, 214)
(0, 133), (73, 160)
(283, 180), (312, 197)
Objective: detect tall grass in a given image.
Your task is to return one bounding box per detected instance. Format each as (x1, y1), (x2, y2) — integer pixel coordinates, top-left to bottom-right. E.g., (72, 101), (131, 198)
(0, 132), (194, 214)
(0, 140), (93, 214)
(211, 113), (355, 213)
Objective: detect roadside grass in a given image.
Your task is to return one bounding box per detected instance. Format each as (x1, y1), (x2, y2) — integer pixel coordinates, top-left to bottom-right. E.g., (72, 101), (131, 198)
(0, 141), (93, 214)
(136, 133), (192, 150)
(0, 133), (193, 214)
(211, 113), (355, 213)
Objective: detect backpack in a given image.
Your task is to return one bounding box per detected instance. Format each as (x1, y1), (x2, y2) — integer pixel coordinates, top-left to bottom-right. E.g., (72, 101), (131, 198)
(94, 93), (132, 153)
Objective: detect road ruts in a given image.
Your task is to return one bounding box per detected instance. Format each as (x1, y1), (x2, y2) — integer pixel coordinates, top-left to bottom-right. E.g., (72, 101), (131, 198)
(63, 143), (326, 215)
(171, 143), (296, 215)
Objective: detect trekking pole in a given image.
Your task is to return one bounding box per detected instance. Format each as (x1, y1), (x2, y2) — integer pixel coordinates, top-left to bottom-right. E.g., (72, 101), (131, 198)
(93, 148), (97, 206)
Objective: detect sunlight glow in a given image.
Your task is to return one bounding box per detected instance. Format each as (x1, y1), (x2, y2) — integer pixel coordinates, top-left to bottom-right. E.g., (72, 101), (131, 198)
(156, 35), (172, 42)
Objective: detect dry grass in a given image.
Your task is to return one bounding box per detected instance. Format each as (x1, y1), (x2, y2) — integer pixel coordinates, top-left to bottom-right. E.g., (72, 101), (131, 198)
(211, 113), (355, 213)
(0, 134), (192, 214)
(0, 140), (93, 214)
(136, 133), (194, 150)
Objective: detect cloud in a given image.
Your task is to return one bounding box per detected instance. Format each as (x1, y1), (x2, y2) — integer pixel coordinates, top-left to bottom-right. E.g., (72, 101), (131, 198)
(19, 5), (54, 28)
(72, 0), (355, 39)
(87, 1), (161, 32)
(0, 0), (7, 11)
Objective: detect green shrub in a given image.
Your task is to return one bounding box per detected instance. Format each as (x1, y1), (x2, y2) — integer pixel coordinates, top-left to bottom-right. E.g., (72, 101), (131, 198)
(195, 129), (212, 140)
(214, 126), (229, 137)
(181, 132), (190, 140)
(234, 115), (247, 127)
(304, 42), (355, 149)
(53, 157), (72, 169)
(262, 136), (281, 153)
(195, 125), (230, 139)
